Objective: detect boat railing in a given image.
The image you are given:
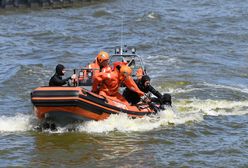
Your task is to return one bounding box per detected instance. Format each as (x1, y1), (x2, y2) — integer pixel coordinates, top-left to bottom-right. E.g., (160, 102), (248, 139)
(72, 68), (98, 87)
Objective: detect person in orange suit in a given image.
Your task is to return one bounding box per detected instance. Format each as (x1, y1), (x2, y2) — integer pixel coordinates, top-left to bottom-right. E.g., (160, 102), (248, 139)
(92, 65), (144, 105)
(88, 51), (111, 73)
(82, 51), (112, 81)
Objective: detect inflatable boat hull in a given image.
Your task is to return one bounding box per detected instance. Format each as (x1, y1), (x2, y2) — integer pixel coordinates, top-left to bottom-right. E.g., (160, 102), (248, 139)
(31, 87), (156, 127)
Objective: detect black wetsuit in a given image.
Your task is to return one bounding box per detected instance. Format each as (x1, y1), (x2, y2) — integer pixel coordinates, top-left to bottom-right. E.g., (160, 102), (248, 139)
(123, 79), (163, 105)
(49, 64), (71, 86)
(49, 74), (71, 86)
(123, 75), (172, 105)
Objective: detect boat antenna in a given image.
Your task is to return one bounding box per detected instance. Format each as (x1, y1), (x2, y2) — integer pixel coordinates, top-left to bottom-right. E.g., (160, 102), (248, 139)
(120, 0), (125, 55)
(120, 14), (124, 55)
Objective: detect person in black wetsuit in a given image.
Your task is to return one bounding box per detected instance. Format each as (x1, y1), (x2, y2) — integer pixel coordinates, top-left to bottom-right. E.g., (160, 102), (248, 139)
(123, 75), (172, 106)
(49, 64), (76, 86)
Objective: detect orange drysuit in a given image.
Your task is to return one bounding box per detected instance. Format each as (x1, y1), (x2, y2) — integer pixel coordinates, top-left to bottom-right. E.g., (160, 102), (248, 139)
(83, 59), (112, 79)
(92, 70), (144, 104)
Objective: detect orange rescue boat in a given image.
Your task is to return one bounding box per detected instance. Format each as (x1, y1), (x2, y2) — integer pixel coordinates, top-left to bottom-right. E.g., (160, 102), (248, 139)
(31, 86), (159, 128)
(31, 46), (165, 129)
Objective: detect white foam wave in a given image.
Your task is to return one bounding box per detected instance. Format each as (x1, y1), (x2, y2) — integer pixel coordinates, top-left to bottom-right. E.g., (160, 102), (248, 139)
(2, 99), (245, 134)
(147, 12), (156, 19)
(72, 85), (247, 133)
(136, 12), (161, 22)
(159, 82), (248, 96)
(203, 83), (248, 94)
(169, 87), (202, 94)
(176, 99), (248, 116)
(77, 107), (203, 133)
(75, 98), (248, 133)
(0, 114), (34, 132)
(42, 127), (69, 134)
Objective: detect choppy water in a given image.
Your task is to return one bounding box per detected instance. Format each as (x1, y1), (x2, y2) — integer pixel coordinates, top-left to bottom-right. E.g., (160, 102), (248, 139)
(0, 0), (248, 167)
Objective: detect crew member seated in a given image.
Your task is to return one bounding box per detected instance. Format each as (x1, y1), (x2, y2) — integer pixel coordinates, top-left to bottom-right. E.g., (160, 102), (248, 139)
(92, 65), (144, 105)
(123, 75), (172, 105)
(49, 64), (76, 86)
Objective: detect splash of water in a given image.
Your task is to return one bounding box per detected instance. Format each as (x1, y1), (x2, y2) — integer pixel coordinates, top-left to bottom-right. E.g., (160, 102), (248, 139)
(76, 107), (203, 133)
(1, 96), (246, 134)
(0, 113), (34, 133)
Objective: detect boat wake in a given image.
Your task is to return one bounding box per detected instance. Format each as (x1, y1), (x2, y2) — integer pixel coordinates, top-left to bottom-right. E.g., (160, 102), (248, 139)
(176, 98), (248, 116)
(0, 98), (247, 133)
(76, 106), (203, 133)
